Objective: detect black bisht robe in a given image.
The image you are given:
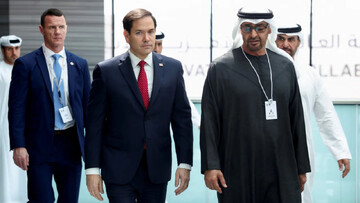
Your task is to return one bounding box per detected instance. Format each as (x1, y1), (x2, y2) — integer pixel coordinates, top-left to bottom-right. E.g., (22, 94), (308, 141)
(200, 47), (311, 203)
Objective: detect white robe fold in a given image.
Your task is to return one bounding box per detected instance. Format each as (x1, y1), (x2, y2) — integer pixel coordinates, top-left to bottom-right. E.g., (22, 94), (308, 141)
(297, 62), (352, 203)
(0, 60), (28, 203)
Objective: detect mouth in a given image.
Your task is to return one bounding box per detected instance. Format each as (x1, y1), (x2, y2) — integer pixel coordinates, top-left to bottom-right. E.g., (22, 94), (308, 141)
(283, 49), (292, 54)
(142, 44), (153, 49)
(249, 40), (260, 46)
(249, 37), (260, 44)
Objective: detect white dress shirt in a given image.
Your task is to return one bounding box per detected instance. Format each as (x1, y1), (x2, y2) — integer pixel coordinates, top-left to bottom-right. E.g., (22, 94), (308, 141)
(129, 51), (154, 99)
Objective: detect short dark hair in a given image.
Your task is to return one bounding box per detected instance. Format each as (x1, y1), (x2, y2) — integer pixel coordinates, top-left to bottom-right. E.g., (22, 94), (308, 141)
(41, 8), (65, 27)
(122, 8), (157, 33)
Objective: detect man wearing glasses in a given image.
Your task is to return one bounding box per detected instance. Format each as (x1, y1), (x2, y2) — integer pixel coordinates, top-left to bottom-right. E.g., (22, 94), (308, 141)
(200, 7), (311, 202)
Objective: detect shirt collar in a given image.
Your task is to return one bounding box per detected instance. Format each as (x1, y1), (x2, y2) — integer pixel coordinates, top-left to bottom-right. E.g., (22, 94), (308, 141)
(128, 50), (153, 69)
(42, 43), (66, 59)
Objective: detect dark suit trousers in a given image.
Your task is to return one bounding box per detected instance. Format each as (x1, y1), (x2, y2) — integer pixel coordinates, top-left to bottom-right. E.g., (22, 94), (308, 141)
(27, 126), (82, 203)
(105, 151), (168, 203)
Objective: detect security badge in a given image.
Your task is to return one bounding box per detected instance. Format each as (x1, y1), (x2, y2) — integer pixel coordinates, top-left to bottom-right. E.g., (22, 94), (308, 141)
(265, 99), (277, 120)
(59, 106), (73, 123)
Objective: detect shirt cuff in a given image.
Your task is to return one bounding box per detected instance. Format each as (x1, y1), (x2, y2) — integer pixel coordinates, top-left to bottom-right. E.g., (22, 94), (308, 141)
(178, 163), (192, 171)
(86, 167), (100, 175)
(86, 164), (191, 174)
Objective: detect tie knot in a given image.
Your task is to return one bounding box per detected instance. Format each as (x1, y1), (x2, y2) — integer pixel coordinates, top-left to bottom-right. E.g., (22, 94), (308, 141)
(138, 60), (146, 68)
(52, 54), (61, 61)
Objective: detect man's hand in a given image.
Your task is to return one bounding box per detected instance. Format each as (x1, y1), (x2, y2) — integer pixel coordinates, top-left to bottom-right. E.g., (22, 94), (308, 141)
(13, 147), (29, 171)
(86, 174), (104, 201)
(204, 170), (227, 194)
(298, 174), (307, 192)
(338, 159), (350, 178)
(174, 168), (190, 195)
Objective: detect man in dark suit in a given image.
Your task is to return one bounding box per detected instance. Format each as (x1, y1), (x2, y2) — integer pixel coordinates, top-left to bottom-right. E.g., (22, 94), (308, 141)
(85, 8), (193, 202)
(8, 8), (91, 203)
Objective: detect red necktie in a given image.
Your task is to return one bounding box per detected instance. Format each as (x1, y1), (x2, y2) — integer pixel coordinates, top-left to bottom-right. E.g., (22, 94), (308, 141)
(138, 60), (149, 110)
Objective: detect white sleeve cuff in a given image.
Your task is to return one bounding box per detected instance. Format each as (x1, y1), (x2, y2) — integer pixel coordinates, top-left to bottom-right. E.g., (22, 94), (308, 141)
(178, 163), (192, 171)
(85, 167), (100, 175)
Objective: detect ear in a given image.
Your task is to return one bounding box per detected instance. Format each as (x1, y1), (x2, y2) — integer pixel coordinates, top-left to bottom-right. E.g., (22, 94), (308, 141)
(123, 30), (130, 43)
(39, 25), (44, 35)
(268, 26), (272, 34)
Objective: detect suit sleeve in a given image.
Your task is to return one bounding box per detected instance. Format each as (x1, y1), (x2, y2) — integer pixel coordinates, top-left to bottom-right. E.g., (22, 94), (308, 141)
(85, 65), (107, 169)
(8, 58), (30, 150)
(170, 64), (193, 166)
(82, 60), (91, 125)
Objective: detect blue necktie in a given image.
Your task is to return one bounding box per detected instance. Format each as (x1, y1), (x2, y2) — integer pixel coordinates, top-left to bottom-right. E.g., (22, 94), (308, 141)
(52, 54), (65, 130)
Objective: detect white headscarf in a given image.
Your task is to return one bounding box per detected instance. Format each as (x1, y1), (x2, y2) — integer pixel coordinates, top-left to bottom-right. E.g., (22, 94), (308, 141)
(0, 35), (22, 61)
(0, 35), (22, 47)
(277, 23), (304, 60)
(277, 23), (305, 78)
(232, 7), (294, 65)
(155, 30), (165, 41)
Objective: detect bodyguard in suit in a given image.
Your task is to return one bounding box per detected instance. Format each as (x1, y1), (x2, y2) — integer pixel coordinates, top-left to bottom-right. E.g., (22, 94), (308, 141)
(8, 8), (91, 203)
(85, 8), (193, 202)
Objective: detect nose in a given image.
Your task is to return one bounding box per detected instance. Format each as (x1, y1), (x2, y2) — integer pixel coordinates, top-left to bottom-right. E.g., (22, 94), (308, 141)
(54, 27), (61, 34)
(11, 48), (17, 55)
(144, 33), (150, 42)
(249, 28), (258, 37)
(283, 40), (290, 48)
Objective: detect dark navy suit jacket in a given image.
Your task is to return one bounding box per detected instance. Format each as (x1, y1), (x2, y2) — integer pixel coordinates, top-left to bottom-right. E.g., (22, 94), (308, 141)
(85, 52), (193, 184)
(8, 47), (91, 163)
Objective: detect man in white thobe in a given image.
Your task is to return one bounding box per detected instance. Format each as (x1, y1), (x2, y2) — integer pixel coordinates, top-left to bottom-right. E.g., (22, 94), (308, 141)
(0, 35), (28, 203)
(276, 24), (352, 203)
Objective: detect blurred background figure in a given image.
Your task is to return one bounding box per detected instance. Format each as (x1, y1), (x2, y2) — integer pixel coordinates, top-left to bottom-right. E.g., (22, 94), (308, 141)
(0, 34), (28, 203)
(154, 30), (164, 54)
(154, 30), (201, 129)
(276, 23), (352, 203)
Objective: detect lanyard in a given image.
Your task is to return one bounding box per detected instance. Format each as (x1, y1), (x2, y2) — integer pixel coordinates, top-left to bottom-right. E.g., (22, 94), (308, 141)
(241, 48), (273, 104)
(53, 76), (64, 106)
(50, 56), (65, 106)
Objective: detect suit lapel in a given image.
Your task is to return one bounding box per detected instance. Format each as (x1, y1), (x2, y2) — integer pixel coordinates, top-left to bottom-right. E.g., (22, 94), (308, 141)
(149, 54), (164, 109)
(117, 53), (145, 109)
(66, 51), (77, 106)
(36, 48), (53, 102)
